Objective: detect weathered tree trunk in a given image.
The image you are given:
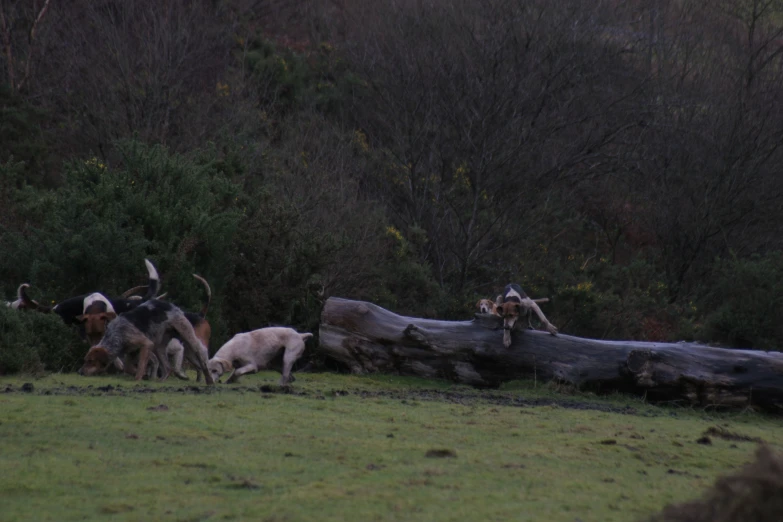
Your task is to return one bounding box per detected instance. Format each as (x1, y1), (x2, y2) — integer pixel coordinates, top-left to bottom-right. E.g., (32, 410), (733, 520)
(318, 297), (783, 412)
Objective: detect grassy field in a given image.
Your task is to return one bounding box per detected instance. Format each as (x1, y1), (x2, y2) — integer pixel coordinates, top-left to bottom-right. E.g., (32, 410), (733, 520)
(0, 372), (779, 522)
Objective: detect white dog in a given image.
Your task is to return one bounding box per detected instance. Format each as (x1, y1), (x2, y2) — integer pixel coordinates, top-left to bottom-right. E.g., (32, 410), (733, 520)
(207, 327), (313, 385)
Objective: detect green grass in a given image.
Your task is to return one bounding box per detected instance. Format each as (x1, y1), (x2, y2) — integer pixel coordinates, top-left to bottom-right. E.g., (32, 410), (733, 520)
(0, 372), (779, 522)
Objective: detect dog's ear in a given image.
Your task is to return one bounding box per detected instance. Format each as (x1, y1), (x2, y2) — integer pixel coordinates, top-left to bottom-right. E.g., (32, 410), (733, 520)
(476, 300), (482, 309)
(101, 311), (117, 322)
(218, 359), (233, 373)
(85, 346), (111, 367)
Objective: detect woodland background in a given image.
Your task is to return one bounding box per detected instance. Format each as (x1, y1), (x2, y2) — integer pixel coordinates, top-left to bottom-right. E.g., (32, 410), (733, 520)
(2, 0), (783, 372)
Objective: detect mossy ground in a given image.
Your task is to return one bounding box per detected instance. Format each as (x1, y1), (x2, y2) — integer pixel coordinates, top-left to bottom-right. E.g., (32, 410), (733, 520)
(0, 372), (779, 522)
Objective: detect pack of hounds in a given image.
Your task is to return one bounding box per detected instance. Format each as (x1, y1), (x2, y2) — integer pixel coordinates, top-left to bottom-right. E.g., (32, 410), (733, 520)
(4, 259), (312, 387)
(5, 263), (555, 384)
(477, 283), (558, 348)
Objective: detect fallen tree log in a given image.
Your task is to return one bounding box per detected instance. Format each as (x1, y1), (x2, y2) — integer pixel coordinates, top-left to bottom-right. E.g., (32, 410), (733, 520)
(318, 297), (783, 412)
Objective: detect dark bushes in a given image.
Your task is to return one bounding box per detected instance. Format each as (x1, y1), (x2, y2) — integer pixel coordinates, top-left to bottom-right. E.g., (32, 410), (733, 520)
(645, 445), (783, 522)
(0, 306), (85, 375)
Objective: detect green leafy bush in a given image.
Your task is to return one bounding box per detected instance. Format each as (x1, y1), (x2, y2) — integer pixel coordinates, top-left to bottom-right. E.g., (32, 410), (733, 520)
(0, 306), (85, 375)
(700, 253), (783, 350)
(0, 140), (245, 352)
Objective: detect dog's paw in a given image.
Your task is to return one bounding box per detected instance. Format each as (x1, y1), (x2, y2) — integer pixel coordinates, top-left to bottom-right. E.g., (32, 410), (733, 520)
(547, 324), (559, 335)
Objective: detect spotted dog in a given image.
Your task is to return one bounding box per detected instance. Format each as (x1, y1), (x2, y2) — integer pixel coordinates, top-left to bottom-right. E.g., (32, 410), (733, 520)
(114, 274), (212, 381)
(496, 283), (557, 347)
(78, 299), (214, 385)
(52, 259), (160, 330)
(207, 327), (313, 386)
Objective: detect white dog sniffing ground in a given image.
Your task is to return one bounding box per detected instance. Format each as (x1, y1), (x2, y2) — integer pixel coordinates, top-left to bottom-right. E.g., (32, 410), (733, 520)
(207, 327), (313, 385)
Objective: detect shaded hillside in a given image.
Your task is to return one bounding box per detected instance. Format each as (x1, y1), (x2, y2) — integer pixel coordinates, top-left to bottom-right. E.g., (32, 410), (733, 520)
(2, 0), (783, 370)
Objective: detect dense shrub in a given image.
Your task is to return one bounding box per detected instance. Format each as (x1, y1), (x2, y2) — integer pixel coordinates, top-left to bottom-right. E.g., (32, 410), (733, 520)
(505, 253), (681, 342)
(699, 253), (783, 350)
(0, 140), (245, 349)
(0, 306), (85, 375)
(644, 445), (783, 522)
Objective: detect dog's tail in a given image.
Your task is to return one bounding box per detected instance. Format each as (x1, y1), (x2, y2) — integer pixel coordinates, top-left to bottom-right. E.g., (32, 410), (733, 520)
(18, 284), (51, 312)
(192, 274), (211, 318)
(300, 332), (314, 341)
(141, 259), (160, 302)
(17, 284), (32, 306)
(120, 285), (148, 299)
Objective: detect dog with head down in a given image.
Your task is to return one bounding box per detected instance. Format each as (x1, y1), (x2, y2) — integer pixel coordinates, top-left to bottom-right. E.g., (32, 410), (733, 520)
(78, 299), (213, 385)
(207, 327), (312, 386)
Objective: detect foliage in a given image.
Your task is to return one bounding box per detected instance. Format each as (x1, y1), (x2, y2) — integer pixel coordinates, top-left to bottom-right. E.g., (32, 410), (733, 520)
(0, 140), (244, 348)
(0, 306), (85, 374)
(369, 225), (444, 318)
(241, 36), (361, 116)
(699, 253), (783, 350)
(3, 0), (783, 376)
(0, 85), (50, 185)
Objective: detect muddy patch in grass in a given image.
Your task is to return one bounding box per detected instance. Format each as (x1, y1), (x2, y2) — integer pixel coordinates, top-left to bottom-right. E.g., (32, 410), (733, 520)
(1, 380), (654, 415)
(703, 426), (764, 444)
(100, 503), (134, 514)
(226, 478), (261, 490)
(425, 449), (457, 458)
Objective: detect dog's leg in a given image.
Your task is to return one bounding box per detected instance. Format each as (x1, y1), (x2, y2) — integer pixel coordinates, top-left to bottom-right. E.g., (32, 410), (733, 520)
(146, 351), (160, 380)
(222, 369), (236, 383)
(134, 337), (155, 381)
(522, 298), (558, 335)
(121, 354), (138, 376)
(503, 329), (512, 348)
(226, 364), (257, 384)
(152, 341), (172, 381)
(171, 318), (214, 385)
(167, 340), (189, 380)
(183, 349), (209, 382)
(280, 339), (307, 386)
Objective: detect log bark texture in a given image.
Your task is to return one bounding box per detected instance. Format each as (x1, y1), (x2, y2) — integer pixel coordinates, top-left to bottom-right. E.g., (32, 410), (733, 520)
(318, 297), (783, 412)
